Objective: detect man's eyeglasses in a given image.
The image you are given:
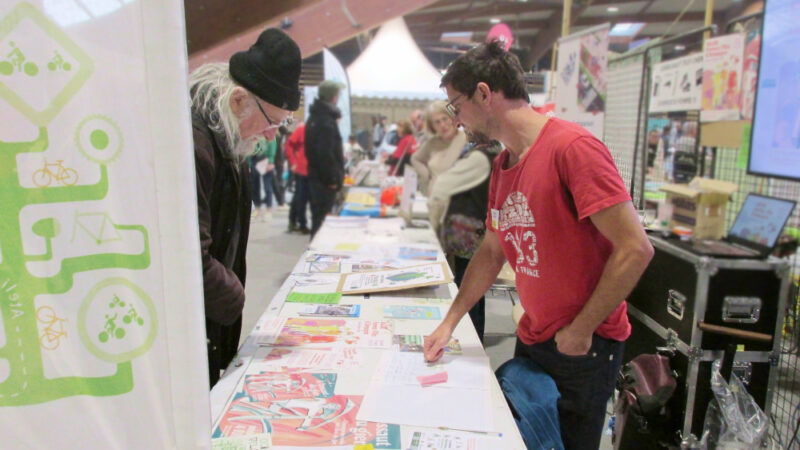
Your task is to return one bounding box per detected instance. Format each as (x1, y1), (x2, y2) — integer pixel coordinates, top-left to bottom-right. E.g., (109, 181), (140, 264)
(445, 93), (464, 118)
(252, 94), (293, 129)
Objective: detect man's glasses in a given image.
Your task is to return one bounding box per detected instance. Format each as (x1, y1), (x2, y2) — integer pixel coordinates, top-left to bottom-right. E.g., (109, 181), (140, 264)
(445, 93), (463, 118)
(252, 94), (293, 129)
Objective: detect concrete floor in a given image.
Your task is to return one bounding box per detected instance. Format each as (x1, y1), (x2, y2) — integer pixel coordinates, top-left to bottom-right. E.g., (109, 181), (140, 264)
(243, 206), (615, 449)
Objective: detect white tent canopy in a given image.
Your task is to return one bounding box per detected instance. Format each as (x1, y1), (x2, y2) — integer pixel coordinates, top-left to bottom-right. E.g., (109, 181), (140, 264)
(347, 18), (446, 100)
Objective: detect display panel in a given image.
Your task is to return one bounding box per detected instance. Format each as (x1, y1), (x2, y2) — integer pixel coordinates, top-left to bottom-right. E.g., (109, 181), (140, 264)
(748, 0), (800, 180)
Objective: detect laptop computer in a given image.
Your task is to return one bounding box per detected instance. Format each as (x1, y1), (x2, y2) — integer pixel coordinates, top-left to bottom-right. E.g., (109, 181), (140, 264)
(672, 193), (796, 259)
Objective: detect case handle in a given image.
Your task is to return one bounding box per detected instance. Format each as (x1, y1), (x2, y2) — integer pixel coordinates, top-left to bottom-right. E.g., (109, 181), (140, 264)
(696, 321), (772, 342)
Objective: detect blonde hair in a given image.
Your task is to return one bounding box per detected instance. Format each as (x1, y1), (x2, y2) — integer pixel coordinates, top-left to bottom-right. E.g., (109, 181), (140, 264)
(189, 63), (250, 151)
(396, 119), (414, 137)
(424, 100), (451, 135)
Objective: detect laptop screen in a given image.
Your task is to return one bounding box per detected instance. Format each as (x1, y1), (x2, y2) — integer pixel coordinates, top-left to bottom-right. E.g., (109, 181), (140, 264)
(728, 194), (796, 249)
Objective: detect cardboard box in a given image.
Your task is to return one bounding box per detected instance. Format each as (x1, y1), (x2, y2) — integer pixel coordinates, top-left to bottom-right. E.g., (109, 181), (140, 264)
(659, 178), (738, 239)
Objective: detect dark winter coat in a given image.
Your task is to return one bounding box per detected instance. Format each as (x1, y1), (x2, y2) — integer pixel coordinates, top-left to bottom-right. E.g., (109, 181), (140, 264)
(305, 99), (345, 189)
(192, 110), (251, 326)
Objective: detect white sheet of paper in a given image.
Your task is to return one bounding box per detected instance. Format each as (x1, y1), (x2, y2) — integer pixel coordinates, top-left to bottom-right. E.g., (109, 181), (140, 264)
(374, 352), (490, 390)
(357, 383), (494, 433)
(253, 317), (285, 344)
(406, 429), (502, 450)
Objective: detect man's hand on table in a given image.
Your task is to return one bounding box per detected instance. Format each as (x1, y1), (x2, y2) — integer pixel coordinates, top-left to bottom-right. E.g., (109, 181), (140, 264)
(424, 322), (454, 362)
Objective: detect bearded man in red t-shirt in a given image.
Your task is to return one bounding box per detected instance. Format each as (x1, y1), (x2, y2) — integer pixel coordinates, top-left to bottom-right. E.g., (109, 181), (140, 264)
(423, 41), (654, 449)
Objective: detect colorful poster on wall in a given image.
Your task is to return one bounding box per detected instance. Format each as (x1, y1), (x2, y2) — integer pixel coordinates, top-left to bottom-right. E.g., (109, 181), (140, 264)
(701, 33), (744, 122)
(649, 53), (704, 113)
(323, 48), (351, 141)
(740, 17), (762, 121)
(555, 24), (609, 138)
(0, 1), (208, 447)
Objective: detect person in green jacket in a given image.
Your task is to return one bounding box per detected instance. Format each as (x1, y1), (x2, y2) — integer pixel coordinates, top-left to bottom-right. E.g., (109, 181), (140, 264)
(249, 137), (276, 220)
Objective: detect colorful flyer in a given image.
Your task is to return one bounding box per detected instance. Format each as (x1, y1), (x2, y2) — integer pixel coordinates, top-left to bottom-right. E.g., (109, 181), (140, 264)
(393, 335), (462, 354)
(383, 305), (441, 320)
(299, 304), (360, 317)
(285, 292), (341, 305)
(337, 262), (452, 295)
(397, 246), (438, 261)
(261, 318), (393, 348)
(213, 371), (401, 448)
(251, 347), (365, 371)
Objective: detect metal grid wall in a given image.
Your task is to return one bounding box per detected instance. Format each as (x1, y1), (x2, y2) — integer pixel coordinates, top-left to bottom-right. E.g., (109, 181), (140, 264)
(714, 147), (800, 447)
(605, 54), (646, 207)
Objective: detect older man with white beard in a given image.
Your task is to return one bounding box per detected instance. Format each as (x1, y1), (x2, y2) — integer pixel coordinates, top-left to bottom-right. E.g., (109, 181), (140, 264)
(188, 28), (301, 387)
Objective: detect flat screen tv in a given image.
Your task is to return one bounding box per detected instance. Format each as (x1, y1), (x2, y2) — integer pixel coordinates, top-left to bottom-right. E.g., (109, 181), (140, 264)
(748, 0), (800, 181)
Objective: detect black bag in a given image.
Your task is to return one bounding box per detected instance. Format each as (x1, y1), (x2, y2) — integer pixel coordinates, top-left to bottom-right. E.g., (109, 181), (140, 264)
(613, 353), (677, 449)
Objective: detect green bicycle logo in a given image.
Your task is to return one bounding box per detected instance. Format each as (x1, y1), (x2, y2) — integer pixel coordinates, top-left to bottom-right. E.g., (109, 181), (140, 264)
(0, 41), (38, 76)
(98, 294), (145, 343)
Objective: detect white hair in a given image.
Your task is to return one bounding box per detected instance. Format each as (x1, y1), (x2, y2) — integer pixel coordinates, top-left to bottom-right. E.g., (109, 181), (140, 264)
(189, 63), (255, 154)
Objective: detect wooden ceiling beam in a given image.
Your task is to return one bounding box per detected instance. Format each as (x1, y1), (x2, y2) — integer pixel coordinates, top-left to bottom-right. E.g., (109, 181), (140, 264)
(408, 2), (560, 25)
(189, 0), (438, 71)
(575, 11), (706, 26)
(410, 18), (550, 34)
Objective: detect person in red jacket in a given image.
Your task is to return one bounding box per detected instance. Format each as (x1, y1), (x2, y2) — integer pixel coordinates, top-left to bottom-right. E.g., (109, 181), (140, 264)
(386, 120), (417, 176)
(285, 122), (310, 234)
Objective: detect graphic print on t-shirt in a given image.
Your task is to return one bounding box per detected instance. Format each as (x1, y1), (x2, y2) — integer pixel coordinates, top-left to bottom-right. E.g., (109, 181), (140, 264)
(499, 191), (539, 278)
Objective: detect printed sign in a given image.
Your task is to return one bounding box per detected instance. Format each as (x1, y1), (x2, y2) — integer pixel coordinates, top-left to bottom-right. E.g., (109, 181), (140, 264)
(649, 53), (704, 113)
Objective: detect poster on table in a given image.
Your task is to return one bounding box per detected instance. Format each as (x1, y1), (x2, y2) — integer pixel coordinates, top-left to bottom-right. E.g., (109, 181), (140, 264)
(554, 23), (609, 139)
(701, 33), (744, 122)
(648, 53), (704, 113)
(0, 1), (209, 448)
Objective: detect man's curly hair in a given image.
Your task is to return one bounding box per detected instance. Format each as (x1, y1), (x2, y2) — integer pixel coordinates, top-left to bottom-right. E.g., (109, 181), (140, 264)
(440, 40), (529, 102)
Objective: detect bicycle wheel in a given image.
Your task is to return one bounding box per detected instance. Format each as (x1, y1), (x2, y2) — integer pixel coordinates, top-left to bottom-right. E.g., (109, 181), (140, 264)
(36, 305), (56, 324)
(0, 61), (12, 75)
(60, 168), (78, 186)
(32, 169), (52, 187)
(40, 332), (60, 350)
(63, 62), (71, 71)
(24, 62), (38, 77)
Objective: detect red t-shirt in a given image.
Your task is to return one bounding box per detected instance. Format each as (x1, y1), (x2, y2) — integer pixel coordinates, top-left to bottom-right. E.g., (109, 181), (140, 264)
(486, 118), (632, 344)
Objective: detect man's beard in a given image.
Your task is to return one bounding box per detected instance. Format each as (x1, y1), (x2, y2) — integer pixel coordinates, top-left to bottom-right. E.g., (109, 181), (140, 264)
(233, 135), (259, 159)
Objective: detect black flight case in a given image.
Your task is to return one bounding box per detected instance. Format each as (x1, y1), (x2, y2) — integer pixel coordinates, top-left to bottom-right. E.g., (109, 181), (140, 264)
(622, 235), (791, 444)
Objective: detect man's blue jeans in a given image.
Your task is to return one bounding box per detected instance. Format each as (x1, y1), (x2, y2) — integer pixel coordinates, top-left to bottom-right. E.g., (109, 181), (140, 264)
(514, 335), (624, 450)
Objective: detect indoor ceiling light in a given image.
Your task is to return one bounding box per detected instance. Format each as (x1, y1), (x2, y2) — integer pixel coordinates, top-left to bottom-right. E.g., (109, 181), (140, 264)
(607, 6), (619, 12)
(489, 17), (501, 24)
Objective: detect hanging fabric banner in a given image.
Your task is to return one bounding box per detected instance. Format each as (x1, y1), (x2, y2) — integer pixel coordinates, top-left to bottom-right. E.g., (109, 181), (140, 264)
(649, 53), (704, 114)
(323, 47), (351, 141)
(555, 23), (610, 139)
(701, 33), (744, 122)
(0, 1), (210, 447)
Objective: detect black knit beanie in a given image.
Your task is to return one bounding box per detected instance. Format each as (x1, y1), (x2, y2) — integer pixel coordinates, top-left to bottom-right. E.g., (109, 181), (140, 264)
(229, 28), (302, 111)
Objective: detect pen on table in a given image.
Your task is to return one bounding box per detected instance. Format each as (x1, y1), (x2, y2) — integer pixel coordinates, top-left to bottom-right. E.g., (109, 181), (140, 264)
(436, 426), (503, 437)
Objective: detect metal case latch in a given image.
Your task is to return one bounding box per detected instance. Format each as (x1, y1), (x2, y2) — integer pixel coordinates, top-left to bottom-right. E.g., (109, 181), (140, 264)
(667, 289), (686, 320)
(722, 296), (761, 324)
(732, 361), (753, 386)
